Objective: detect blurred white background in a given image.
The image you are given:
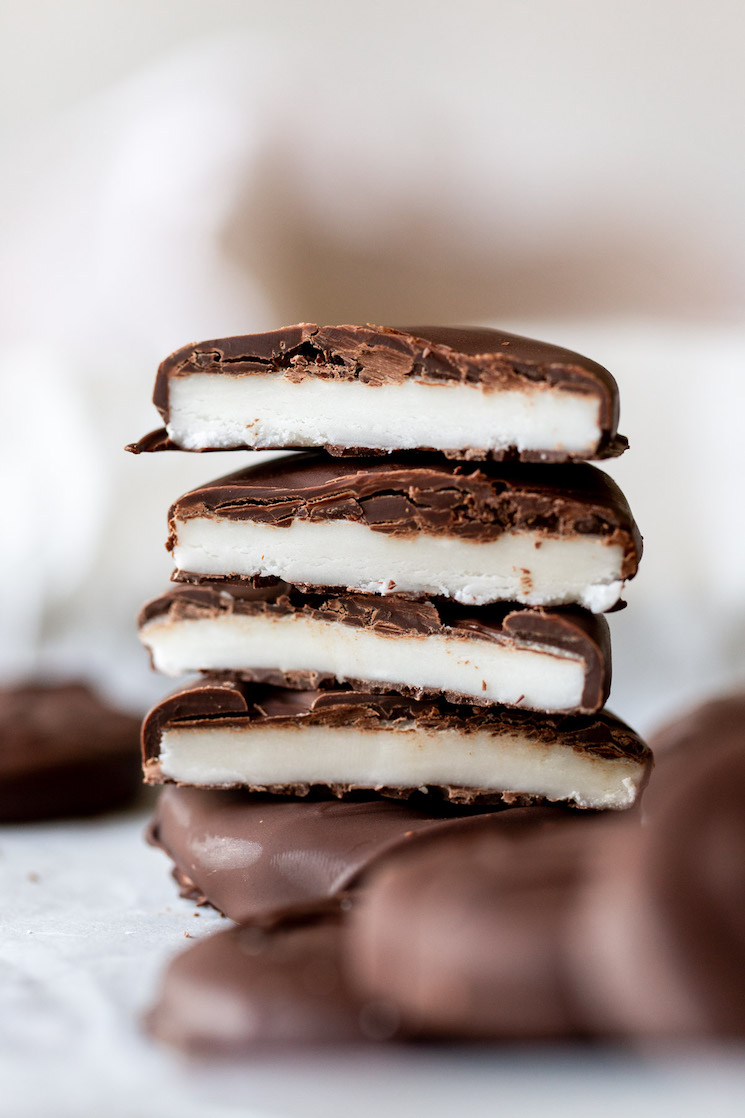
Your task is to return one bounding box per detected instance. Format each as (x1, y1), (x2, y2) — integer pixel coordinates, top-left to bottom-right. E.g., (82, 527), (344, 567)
(1, 0), (744, 731)
(2, 6), (745, 1112)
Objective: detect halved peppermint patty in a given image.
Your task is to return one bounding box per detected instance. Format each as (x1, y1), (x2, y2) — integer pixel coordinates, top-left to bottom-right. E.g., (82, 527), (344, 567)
(128, 324), (626, 462)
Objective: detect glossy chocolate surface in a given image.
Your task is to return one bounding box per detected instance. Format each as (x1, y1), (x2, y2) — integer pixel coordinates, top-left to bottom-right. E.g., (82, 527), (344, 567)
(147, 785), (510, 922)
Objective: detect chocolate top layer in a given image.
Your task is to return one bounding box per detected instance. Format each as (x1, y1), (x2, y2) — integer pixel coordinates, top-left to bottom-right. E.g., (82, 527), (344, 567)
(135, 324), (624, 459)
(146, 915), (393, 1051)
(168, 453), (642, 574)
(139, 584), (611, 713)
(147, 785), (518, 923)
(0, 682), (141, 822)
(142, 679), (650, 775)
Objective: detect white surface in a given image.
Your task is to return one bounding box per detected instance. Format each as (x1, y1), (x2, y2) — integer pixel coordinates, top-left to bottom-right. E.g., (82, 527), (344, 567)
(167, 371), (602, 455)
(1, 805), (744, 1118)
(173, 518), (626, 610)
(158, 722), (642, 809)
(141, 610), (585, 711)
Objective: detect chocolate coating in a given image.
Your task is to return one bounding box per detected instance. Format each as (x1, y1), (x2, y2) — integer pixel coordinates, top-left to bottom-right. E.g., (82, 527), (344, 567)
(571, 692), (745, 1039)
(141, 679), (651, 806)
(147, 785), (507, 922)
(168, 452), (641, 577)
(346, 810), (615, 1040)
(129, 323), (626, 461)
(643, 691), (745, 812)
(345, 692), (745, 1043)
(0, 682), (141, 823)
(139, 583), (612, 713)
(146, 915), (394, 1051)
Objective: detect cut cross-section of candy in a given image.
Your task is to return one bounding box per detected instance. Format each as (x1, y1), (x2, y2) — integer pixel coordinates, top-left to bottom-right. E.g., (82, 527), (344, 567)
(139, 585), (611, 714)
(127, 324), (627, 462)
(166, 454), (642, 612)
(141, 681), (651, 811)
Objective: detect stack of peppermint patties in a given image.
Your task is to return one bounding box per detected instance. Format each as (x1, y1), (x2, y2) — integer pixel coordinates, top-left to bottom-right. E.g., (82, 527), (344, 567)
(131, 325), (649, 902)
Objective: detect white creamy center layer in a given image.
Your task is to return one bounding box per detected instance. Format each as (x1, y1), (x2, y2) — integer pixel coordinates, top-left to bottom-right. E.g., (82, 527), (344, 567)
(141, 611), (586, 712)
(157, 723), (642, 810)
(166, 373), (601, 455)
(172, 517), (625, 611)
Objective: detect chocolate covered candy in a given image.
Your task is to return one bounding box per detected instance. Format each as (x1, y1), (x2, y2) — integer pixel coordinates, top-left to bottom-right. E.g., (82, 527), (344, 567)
(146, 915), (396, 1051)
(0, 682), (141, 823)
(139, 584), (611, 715)
(147, 785), (507, 922)
(346, 811), (612, 1040)
(128, 324), (627, 462)
(570, 692), (745, 1040)
(147, 809), (582, 1051)
(347, 692), (745, 1043)
(142, 681), (651, 810)
(167, 454), (642, 613)
(642, 691), (745, 812)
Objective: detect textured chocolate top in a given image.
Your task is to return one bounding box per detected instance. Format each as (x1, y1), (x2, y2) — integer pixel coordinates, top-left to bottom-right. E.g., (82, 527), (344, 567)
(130, 324), (625, 461)
(168, 452), (642, 575)
(146, 915), (394, 1051)
(0, 682), (141, 823)
(147, 785), (514, 923)
(139, 583), (611, 713)
(142, 679), (651, 804)
(347, 809), (619, 1040)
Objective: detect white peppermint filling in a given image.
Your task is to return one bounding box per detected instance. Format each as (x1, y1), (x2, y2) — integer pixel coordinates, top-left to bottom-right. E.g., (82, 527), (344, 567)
(166, 373), (602, 455)
(141, 611), (587, 712)
(172, 518), (625, 612)
(157, 723), (643, 810)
